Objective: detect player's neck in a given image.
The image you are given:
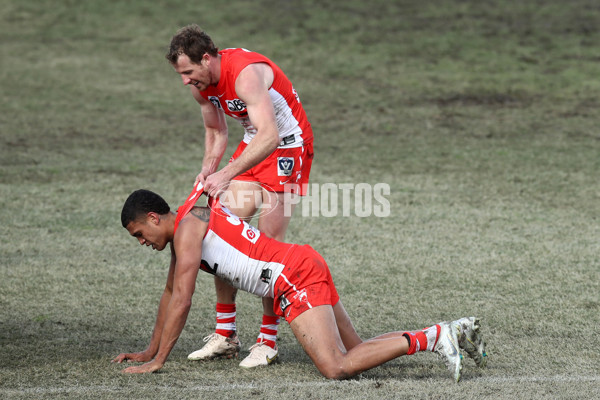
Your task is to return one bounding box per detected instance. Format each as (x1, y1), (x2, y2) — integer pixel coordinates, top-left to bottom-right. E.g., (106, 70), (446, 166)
(164, 212), (177, 240)
(212, 54), (221, 85)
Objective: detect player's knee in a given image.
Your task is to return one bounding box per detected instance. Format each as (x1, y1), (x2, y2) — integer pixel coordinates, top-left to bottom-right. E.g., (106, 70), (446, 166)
(317, 361), (352, 380)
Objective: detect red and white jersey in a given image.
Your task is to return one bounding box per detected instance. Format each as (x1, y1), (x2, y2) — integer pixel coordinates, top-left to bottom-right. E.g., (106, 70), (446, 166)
(200, 48), (313, 149)
(199, 199), (297, 297)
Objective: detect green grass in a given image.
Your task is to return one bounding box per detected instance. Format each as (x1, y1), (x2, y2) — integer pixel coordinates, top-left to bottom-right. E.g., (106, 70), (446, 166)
(1, 0), (599, 398)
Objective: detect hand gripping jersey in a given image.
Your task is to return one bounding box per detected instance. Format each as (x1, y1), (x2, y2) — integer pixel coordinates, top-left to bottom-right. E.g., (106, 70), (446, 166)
(175, 189), (295, 297)
(200, 200), (297, 297)
(175, 186), (339, 321)
(200, 48), (313, 149)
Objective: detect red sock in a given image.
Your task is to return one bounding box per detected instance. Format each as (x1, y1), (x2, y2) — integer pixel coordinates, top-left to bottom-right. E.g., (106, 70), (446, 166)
(256, 315), (280, 349)
(403, 324), (440, 355)
(215, 303), (236, 337)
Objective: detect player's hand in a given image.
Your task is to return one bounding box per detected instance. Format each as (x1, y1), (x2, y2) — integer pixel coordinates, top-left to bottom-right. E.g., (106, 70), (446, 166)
(203, 169), (233, 198)
(111, 350), (152, 364)
(194, 172), (207, 188)
(121, 360), (164, 374)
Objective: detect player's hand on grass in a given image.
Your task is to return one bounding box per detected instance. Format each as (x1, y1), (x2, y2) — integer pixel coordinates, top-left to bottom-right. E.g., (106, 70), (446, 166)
(111, 350), (153, 364)
(121, 360), (164, 374)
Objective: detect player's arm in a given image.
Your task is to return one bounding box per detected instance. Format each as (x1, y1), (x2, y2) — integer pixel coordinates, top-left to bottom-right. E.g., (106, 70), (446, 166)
(120, 217), (205, 374)
(223, 63), (280, 178)
(111, 246), (177, 365)
(142, 247), (177, 358)
(203, 63), (280, 196)
(192, 88), (229, 184)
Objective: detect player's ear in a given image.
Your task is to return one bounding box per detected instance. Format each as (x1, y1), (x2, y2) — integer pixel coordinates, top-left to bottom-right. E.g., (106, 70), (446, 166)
(147, 212), (160, 225)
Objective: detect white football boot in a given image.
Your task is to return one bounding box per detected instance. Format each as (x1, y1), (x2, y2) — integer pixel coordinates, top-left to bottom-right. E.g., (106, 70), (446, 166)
(455, 317), (487, 368)
(433, 321), (463, 383)
(187, 333), (241, 360)
(239, 341), (279, 368)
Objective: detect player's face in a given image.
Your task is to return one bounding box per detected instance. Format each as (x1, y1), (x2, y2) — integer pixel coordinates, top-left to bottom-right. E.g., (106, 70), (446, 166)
(126, 215), (168, 251)
(172, 53), (213, 91)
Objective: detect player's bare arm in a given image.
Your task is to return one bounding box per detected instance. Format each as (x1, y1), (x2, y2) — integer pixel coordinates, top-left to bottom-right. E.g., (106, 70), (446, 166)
(112, 246), (177, 366)
(203, 63), (280, 197)
(192, 90), (229, 185)
(119, 217), (207, 374)
(224, 63), (280, 178)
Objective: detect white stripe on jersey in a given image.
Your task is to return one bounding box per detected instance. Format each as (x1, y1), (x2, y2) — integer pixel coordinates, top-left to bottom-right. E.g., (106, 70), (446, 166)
(241, 88), (303, 148)
(201, 230), (285, 298)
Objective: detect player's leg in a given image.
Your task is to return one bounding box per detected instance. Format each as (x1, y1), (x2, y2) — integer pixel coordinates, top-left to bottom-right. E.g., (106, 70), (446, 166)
(256, 189), (295, 240)
(239, 189), (296, 367)
(290, 302), (465, 381)
(239, 144), (311, 367)
(289, 304), (410, 379)
(332, 300), (362, 351)
(189, 180), (261, 361)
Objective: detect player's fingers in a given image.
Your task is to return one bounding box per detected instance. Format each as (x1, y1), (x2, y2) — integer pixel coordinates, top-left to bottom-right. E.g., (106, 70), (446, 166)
(204, 181), (217, 197)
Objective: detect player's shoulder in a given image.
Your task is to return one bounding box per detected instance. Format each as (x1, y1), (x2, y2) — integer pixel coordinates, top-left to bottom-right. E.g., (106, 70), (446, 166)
(189, 206), (211, 223)
(222, 48), (270, 66)
(175, 207), (210, 241)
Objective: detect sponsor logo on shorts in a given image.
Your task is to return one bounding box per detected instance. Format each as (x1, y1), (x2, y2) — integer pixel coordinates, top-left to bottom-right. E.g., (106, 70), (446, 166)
(279, 294), (291, 313)
(277, 157), (294, 177)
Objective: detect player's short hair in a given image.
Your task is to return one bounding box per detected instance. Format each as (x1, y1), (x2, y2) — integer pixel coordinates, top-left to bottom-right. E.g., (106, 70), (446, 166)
(121, 189), (171, 228)
(166, 24), (219, 65)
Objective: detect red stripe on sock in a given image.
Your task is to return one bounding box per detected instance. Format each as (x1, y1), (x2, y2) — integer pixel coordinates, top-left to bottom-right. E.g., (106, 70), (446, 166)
(261, 315), (280, 325)
(258, 338), (277, 349)
(260, 328), (278, 336)
(404, 330), (428, 355)
(216, 303), (236, 313)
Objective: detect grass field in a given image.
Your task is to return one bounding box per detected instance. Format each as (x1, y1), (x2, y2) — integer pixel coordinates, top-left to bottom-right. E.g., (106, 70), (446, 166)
(1, 0), (599, 398)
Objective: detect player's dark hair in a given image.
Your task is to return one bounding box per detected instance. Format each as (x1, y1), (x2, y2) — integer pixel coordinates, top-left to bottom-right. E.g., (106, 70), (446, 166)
(121, 189), (171, 228)
(166, 24), (219, 64)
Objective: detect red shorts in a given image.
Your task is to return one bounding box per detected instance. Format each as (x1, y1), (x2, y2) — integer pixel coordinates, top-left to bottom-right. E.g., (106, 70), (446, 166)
(229, 141), (313, 196)
(272, 244), (340, 322)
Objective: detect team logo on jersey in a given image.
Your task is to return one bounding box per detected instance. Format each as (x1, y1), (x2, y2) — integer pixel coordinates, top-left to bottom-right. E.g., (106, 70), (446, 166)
(277, 157), (294, 176)
(207, 96), (222, 110)
(241, 222), (260, 244)
(226, 98), (246, 112)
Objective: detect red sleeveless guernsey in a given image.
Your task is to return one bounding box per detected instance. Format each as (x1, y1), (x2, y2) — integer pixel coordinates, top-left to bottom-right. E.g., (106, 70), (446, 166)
(200, 48), (313, 148)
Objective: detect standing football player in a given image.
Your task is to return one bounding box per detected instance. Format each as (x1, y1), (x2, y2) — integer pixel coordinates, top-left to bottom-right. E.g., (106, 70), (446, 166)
(165, 25), (314, 367)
